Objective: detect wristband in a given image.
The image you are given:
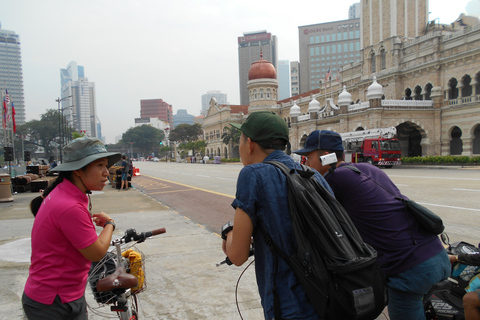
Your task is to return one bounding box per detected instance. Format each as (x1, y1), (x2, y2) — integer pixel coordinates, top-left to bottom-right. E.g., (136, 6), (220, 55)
(104, 220), (116, 231)
(221, 221), (234, 240)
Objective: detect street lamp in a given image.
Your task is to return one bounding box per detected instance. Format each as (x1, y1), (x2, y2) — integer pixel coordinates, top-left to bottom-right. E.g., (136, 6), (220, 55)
(55, 95), (72, 163)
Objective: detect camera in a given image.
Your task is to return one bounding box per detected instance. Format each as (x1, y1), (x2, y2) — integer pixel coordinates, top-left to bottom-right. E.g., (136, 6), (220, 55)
(320, 153), (338, 166)
(221, 221), (233, 240)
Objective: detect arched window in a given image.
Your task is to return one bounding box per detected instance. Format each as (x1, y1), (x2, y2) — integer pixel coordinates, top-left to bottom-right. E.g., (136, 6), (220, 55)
(476, 72), (480, 96)
(462, 75), (472, 97)
(404, 88), (412, 100)
(414, 86), (423, 100)
(380, 48), (386, 70)
(450, 126), (463, 155)
(370, 51), (376, 73)
(448, 78), (459, 99)
(424, 83), (433, 100)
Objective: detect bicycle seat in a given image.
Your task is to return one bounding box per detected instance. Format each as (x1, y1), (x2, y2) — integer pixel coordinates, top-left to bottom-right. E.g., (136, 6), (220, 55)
(96, 267), (139, 292)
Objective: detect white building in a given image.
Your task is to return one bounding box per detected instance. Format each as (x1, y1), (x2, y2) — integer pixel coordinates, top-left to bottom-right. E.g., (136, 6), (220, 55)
(201, 90), (227, 116)
(60, 61), (98, 138)
(0, 23), (26, 125)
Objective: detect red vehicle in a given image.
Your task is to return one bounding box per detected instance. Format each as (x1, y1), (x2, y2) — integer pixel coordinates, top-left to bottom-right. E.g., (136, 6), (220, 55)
(340, 127), (401, 168)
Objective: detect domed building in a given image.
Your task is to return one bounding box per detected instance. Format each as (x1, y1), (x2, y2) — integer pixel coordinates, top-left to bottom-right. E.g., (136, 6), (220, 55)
(247, 53), (278, 112)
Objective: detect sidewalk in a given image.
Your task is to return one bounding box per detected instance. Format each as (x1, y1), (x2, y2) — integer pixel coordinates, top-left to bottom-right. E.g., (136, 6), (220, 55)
(0, 183), (264, 319)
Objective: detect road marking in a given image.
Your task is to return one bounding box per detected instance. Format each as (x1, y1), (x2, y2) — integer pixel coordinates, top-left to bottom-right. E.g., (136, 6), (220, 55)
(418, 202), (480, 212)
(142, 174), (234, 198)
(217, 177), (237, 181)
(395, 184), (409, 187)
(389, 175), (480, 181)
(196, 175), (210, 177)
(452, 188), (480, 192)
(146, 189), (195, 194)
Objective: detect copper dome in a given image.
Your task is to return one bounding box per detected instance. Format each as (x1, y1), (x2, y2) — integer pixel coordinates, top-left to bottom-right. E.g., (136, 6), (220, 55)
(248, 53), (277, 80)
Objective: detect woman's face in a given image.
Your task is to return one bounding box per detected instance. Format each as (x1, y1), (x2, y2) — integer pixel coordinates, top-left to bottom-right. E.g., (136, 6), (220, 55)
(79, 157), (109, 191)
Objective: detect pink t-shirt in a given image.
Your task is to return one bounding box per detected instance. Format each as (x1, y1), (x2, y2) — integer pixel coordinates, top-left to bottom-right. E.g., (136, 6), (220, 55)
(24, 179), (99, 304)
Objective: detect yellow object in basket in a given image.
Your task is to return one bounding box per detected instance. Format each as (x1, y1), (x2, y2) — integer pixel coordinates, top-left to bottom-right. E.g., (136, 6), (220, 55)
(122, 249), (144, 292)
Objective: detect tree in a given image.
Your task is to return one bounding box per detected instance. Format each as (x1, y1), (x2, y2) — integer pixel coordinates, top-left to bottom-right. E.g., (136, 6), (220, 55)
(222, 126), (241, 159)
(169, 123), (203, 143)
(159, 146), (173, 160)
(121, 125), (165, 156)
(19, 109), (71, 159)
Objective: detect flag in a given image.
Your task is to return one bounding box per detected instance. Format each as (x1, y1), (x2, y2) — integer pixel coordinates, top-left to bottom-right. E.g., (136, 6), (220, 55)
(336, 68), (340, 82)
(5, 89), (10, 104)
(325, 68), (331, 84)
(11, 101), (16, 133)
(2, 92), (7, 129)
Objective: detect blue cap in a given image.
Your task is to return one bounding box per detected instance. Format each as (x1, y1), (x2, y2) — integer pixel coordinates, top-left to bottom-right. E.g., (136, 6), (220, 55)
(293, 130), (344, 155)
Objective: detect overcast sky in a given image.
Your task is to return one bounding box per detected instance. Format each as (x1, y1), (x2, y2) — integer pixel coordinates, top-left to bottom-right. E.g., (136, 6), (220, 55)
(1, 0), (473, 143)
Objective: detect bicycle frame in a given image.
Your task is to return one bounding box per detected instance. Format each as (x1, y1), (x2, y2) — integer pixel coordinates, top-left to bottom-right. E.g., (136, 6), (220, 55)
(87, 227), (166, 319)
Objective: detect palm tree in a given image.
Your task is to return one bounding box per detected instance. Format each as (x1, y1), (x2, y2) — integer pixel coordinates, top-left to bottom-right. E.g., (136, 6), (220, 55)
(221, 126), (241, 159)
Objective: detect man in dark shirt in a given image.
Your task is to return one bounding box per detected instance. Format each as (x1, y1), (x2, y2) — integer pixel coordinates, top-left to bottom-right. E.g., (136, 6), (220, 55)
(294, 130), (450, 320)
(222, 111), (332, 319)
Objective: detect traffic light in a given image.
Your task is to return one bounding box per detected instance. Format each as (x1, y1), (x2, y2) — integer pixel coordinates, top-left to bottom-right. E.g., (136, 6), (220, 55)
(159, 141), (163, 146)
(4, 147), (13, 161)
(24, 151), (31, 161)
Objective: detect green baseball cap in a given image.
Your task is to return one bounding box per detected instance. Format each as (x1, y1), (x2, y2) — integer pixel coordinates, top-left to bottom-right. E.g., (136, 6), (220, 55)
(51, 137), (122, 172)
(230, 111), (289, 149)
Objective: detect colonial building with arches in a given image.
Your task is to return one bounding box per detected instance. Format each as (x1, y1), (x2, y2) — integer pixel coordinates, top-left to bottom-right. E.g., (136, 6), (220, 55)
(203, 0), (480, 159)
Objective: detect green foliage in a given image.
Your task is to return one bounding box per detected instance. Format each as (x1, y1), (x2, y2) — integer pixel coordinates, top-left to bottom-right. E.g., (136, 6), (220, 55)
(121, 125), (165, 156)
(221, 126), (241, 146)
(402, 156), (480, 165)
(221, 157), (240, 163)
(177, 140), (206, 157)
(169, 123), (203, 143)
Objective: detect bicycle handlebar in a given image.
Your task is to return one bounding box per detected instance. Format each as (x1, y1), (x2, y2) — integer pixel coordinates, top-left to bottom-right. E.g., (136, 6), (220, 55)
(112, 227), (166, 245)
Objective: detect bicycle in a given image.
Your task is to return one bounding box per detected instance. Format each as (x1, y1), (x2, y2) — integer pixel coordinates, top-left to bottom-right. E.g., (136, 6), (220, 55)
(87, 227), (166, 319)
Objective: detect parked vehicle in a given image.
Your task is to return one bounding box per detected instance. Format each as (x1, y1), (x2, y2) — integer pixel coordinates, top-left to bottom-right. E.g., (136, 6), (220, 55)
(340, 127), (401, 167)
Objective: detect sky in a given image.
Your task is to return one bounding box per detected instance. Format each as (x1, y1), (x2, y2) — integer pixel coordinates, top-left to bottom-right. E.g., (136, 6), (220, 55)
(0, 0), (474, 143)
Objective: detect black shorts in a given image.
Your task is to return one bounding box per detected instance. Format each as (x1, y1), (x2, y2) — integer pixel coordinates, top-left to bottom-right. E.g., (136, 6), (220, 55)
(22, 292), (87, 320)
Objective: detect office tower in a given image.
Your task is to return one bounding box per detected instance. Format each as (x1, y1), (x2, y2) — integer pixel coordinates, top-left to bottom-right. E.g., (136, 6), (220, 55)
(466, 0), (480, 18)
(0, 23), (26, 125)
(173, 109), (195, 127)
(290, 61), (300, 97)
(140, 99), (173, 128)
(201, 90), (227, 115)
(349, 3), (361, 19)
(60, 61), (98, 138)
(298, 18), (361, 94)
(277, 60), (291, 101)
(238, 30), (278, 105)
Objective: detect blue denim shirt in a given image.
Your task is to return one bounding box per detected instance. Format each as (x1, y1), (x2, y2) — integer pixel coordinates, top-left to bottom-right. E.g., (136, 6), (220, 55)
(232, 150), (331, 320)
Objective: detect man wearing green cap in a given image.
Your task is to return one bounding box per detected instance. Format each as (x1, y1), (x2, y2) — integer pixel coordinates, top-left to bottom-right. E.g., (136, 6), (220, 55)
(222, 111), (332, 319)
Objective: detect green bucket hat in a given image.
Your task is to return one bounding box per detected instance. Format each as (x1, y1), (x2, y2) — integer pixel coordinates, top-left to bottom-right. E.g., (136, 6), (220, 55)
(51, 137), (122, 172)
(230, 111), (289, 149)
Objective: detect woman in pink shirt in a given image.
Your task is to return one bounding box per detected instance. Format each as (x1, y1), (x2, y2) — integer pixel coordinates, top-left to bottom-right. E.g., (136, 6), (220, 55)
(22, 137), (121, 320)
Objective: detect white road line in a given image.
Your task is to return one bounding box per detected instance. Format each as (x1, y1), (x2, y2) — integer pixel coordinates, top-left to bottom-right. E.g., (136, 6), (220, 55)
(389, 175), (480, 181)
(196, 175), (210, 177)
(452, 188), (480, 192)
(418, 202), (480, 212)
(217, 177), (237, 181)
(395, 184), (409, 187)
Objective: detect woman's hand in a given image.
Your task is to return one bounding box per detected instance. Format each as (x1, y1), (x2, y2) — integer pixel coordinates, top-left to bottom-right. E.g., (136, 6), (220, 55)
(92, 212), (113, 227)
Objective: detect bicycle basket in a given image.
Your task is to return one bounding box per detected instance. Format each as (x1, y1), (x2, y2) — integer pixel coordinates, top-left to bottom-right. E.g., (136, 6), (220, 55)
(122, 247), (146, 294)
(88, 252), (118, 304)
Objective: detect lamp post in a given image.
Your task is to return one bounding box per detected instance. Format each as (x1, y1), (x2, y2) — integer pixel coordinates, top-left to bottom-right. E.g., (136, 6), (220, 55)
(55, 95), (72, 163)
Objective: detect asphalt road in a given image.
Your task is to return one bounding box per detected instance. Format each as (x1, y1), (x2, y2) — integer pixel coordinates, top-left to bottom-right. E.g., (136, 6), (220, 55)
(133, 161), (480, 246)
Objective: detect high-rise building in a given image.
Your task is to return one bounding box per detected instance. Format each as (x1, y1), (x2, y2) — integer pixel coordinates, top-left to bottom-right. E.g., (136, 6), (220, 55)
(201, 90), (227, 115)
(238, 30), (278, 105)
(298, 18), (361, 94)
(290, 61), (300, 97)
(349, 3), (361, 19)
(277, 60), (291, 101)
(173, 109), (195, 127)
(140, 99), (173, 128)
(60, 61), (98, 138)
(0, 23), (26, 125)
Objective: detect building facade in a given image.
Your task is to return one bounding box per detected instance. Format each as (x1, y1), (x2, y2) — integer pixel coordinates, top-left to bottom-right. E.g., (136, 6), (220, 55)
(204, 0), (480, 160)
(278, 60), (291, 100)
(140, 99), (173, 128)
(173, 109), (195, 127)
(201, 90), (227, 116)
(290, 61), (300, 97)
(238, 30), (278, 105)
(0, 23), (26, 126)
(298, 18), (361, 94)
(60, 61), (98, 138)
(349, 3), (361, 19)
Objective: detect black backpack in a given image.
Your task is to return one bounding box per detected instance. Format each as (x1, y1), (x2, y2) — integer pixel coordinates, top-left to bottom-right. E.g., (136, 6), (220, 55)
(257, 161), (388, 320)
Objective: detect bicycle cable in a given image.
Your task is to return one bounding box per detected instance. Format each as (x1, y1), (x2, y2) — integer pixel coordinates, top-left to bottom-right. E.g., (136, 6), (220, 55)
(235, 258), (255, 320)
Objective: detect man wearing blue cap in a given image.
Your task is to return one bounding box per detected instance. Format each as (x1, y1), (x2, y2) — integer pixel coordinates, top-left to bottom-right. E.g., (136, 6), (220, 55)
(222, 111), (332, 320)
(294, 130), (450, 320)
